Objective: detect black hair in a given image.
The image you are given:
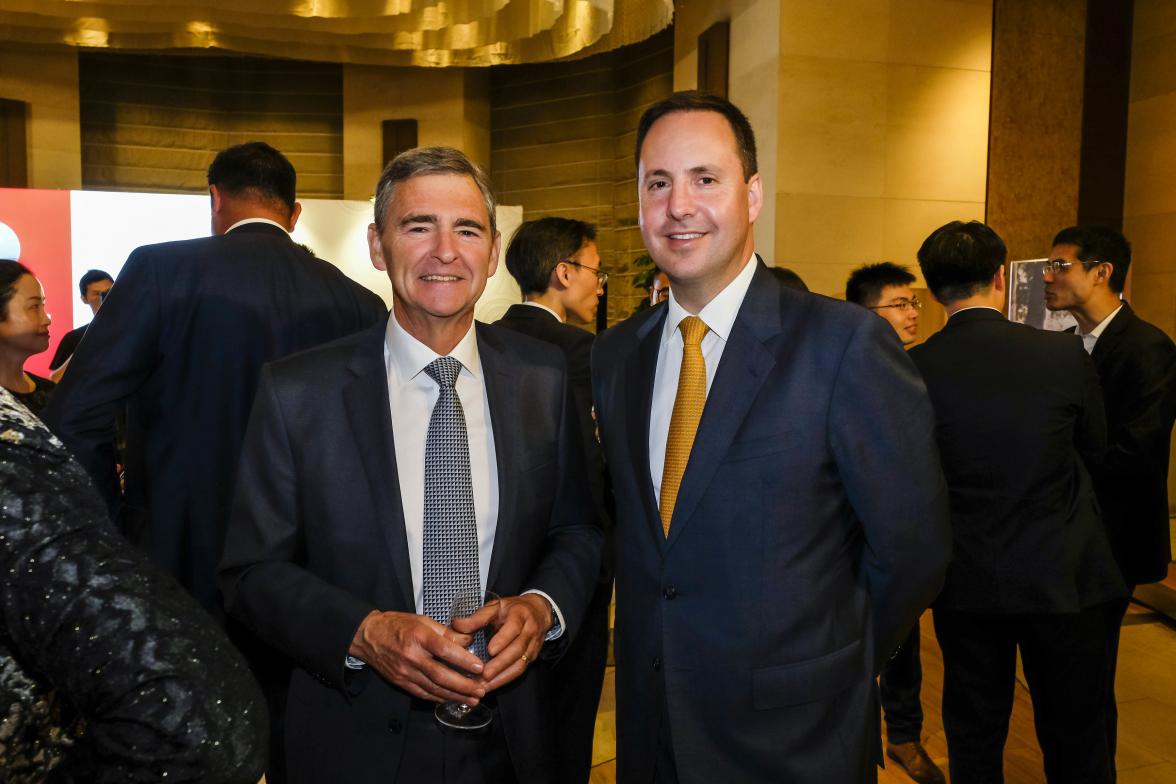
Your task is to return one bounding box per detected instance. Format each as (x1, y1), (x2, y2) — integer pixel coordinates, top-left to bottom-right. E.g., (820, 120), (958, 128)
(207, 141), (297, 215)
(78, 268), (113, 298)
(917, 221), (1007, 305)
(635, 91), (758, 181)
(504, 217), (597, 296)
(845, 262), (915, 306)
(1051, 225), (1131, 294)
(0, 259), (33, 321)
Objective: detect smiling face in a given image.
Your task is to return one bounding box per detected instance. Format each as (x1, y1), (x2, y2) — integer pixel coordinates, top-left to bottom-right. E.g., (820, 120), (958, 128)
(0, 274), (51, 358)
(873, 284), (920, 346)
(368, 173), (500, 351)
(638, 110), (762, 313)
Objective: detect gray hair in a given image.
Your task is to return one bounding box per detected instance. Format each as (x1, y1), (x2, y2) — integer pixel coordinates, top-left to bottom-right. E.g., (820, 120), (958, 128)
(373, 146), (497, 235)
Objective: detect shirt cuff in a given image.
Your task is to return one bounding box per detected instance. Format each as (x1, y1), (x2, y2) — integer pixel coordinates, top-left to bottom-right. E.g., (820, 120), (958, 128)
(522, 589), (565, 641)
(345, 656), (366, 669)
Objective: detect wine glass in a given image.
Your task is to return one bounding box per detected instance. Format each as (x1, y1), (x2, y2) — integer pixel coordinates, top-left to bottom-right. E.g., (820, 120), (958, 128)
(435, 590), (501, 731)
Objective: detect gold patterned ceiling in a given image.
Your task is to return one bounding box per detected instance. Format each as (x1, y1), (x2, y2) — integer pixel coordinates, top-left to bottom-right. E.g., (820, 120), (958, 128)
(0, 0), (672, 66)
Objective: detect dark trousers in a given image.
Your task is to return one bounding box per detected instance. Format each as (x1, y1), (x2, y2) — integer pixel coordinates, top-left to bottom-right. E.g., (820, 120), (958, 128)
(395, 700), (517, 784)
(551, 579), (612, 783)
(933, 607), (1111, 784)
(880, 619), (924, 745)
(1102, 592), (1132, 783)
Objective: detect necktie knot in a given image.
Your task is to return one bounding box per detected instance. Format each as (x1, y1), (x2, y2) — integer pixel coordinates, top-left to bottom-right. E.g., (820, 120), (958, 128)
(679, 316), (709, 346)
(425, 356), (462, 389)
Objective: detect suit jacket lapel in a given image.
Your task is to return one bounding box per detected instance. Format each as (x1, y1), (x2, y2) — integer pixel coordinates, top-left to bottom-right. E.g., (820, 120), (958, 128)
(1090, 302), (1133, 366)
(477, 324), (520, 592)
(623, 308), (666, 547)
(342, 321), (415, 611)
(665, 264), (779, 550)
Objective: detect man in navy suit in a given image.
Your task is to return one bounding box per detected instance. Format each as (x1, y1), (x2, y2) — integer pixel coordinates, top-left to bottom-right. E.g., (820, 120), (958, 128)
(220, 147), (602, 783)
(1044, 224), (1176, 777)
(591, 91), (951, 783)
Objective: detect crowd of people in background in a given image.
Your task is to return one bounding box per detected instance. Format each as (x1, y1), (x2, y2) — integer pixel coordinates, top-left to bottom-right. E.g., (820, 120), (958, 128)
(1, 90), (1173, 784)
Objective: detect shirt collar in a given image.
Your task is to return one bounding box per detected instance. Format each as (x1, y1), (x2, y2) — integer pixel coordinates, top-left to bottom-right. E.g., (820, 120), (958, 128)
(662, 251), (758, 345)
(384, 311), (481, 384)
(947, 305), (1003, 320)
(1077, 303), (1123, 340)
(225, 217), (289, 234)
(521, 301), (563, 323)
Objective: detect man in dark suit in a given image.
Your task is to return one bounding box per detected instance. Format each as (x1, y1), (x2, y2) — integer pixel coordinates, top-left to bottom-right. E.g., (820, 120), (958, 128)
(1044, 224), (1176, 776)
(846, 261), (943, 784)
(591, 90), (952, 784)
(496, 216), (611, 783)
(911, 220), (1126, 783)
(219, 147), (603, 783)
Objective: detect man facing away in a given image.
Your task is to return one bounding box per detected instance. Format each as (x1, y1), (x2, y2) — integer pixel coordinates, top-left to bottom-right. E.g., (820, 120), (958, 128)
(1043, 224), (1176, 777)
(219, 147), (603, 783)
(591, 90), (951, 784)
(496, 216), (612, 783)
(911, 220), (1125, 783)
(845, 260), (943, 784)
(48, 268), (113, 380)
(45, 141), (386, 610)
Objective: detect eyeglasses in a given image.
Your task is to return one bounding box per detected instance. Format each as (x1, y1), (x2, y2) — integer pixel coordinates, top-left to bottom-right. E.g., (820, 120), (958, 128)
(869, 296), (922, 312)
(1043, 259), (1103, 275)
(565, 260), (608, 286)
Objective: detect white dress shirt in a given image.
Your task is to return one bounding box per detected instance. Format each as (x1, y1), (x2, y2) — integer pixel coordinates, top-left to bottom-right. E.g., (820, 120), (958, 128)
(648, 252), (759, 502)
(383, 313), (499, 613)
(1076, 303), (1123, 354)
(224, 217), (289, 234)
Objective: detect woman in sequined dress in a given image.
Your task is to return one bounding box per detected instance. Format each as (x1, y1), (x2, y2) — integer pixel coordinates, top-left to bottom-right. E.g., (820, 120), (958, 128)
(0, 385), (267, 782)
(0, 260), (55, 417)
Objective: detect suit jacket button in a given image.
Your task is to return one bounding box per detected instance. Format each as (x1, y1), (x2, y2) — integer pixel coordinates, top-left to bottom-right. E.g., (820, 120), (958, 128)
(663, 586), (677, 600)
(652, 657), (662, 672)
(387, 718), (403, 734)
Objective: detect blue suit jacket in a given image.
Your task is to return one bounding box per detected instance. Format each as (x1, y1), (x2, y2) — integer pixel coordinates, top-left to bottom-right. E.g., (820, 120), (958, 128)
(591, 261), (951, 784)
(219, 318), (603, 783)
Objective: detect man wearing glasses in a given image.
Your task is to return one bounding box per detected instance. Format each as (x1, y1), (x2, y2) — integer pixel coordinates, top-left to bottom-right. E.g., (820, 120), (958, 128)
(847, 262), (923, 347)
(496, 216), (611, 784)
(1044, 225), (1176, 778)
(845, 261), (942, 784)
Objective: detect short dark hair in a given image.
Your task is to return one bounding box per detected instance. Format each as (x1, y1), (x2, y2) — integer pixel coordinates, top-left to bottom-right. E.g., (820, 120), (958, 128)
(207, 141), (297, 215)
(0, 259), (33, 321)
(845, 262), (916, 306)
(1051, 225), (1131, 293)
(373, 146), (497, 235)
(635, 91), (758, 181)
(504, 217), (597, 296)
(78, 268), (113, 298)
(767, 266), (809, 292)
(917, 221), (1007, 305)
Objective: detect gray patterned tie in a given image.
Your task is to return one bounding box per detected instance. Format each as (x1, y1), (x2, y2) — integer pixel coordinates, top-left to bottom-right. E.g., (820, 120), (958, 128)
(421, 356), (486, 658)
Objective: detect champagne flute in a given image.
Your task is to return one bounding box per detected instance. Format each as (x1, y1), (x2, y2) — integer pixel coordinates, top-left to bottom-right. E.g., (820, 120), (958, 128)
(435, 590), (501, 731)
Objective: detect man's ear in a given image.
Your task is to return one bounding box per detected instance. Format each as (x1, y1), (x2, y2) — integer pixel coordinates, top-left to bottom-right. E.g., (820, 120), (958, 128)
(993, 264), (1007, 294)
(209, 184), (223, 214)
(368, 223), (388, 272)
(286, 201), (303, 232)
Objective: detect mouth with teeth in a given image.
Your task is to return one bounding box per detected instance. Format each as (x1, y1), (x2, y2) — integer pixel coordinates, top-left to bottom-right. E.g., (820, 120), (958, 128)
(668, 232), (705, 241)
(420, 274), (463, 282)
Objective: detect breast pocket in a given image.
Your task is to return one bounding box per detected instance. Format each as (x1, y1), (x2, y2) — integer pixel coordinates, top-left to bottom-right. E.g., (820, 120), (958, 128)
(723, 428), (802, 464)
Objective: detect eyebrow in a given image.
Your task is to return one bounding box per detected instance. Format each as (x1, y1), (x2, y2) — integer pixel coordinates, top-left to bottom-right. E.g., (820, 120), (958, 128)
(454, 217), (486, 231)
(400, 213), (437, 226)
(643, 165), (719, 180)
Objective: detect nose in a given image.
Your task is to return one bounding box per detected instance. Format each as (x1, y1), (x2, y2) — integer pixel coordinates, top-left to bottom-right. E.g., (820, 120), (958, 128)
(432, 230), (459, 262)
(666, 184), (695, 221)
(1042, 268), (1055, 283)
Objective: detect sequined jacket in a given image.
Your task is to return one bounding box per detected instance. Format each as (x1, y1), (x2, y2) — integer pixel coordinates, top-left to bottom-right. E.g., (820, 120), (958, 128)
(0, 388), (267, 783)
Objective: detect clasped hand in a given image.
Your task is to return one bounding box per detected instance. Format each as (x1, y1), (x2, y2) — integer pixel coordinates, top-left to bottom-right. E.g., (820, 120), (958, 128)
(348, 593), (552, 704)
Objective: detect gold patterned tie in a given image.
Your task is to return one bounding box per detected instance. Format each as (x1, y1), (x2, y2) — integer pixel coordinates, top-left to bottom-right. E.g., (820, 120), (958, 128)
(659, 315), (710, 537)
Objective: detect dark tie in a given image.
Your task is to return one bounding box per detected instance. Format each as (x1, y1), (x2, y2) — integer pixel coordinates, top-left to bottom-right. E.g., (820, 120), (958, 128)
(421, 356), (485, 657)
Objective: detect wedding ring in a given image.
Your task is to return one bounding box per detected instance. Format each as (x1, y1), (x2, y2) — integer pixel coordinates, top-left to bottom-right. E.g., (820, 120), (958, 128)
(520, 653), (529, 664)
